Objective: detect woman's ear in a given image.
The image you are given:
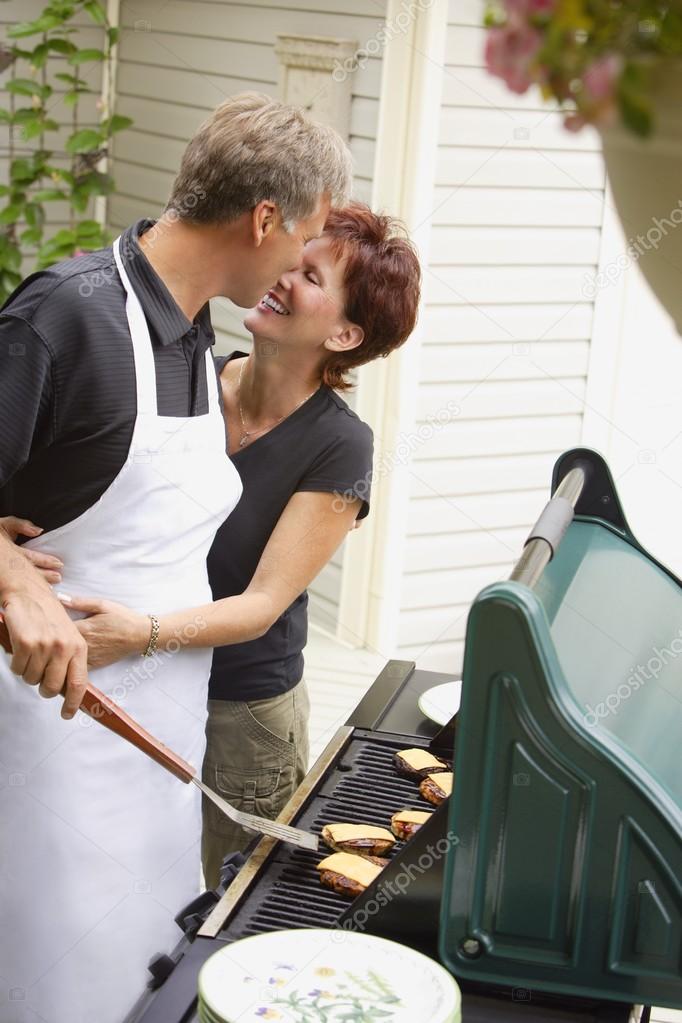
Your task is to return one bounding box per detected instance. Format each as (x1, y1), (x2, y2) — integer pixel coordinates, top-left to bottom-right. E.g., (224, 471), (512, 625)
(252, 200), (277, 246)
(324, 323), (364, 354)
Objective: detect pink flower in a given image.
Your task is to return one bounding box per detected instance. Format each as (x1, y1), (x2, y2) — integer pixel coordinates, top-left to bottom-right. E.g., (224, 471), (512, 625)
(583, 54), (622, 102)
(503, 0), (530, 15)
(503, 0), (554, 16)
(563, 111), (587, 132)
(527, 0), (555, 14)
(485, 23), (542, 94)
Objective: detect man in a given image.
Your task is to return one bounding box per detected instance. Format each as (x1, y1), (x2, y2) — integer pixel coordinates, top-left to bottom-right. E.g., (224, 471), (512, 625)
(0, 93), (351, 1023)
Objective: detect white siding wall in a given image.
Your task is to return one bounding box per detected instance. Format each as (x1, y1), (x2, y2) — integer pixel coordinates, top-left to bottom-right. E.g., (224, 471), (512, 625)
(106, 0), (386, 632)
(0, 1), (104, 273)
(394, 0), (607, 672)
(109, 0), (385, 351)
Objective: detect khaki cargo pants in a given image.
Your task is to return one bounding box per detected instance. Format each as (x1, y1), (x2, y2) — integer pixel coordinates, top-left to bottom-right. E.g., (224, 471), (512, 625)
(201, 679), (310, 889)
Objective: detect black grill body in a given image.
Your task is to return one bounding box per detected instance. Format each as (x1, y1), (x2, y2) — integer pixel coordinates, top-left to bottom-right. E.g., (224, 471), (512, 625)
(124, 664), (633, 1023)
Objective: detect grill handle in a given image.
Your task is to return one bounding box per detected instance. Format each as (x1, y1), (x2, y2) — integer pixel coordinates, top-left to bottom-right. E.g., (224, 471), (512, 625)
(509, 465), (587, 589)
(80, 683), (196, 783)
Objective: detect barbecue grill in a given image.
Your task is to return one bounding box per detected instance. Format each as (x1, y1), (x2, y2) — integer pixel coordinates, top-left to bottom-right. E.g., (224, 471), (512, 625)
(125, 449), (682, 1023)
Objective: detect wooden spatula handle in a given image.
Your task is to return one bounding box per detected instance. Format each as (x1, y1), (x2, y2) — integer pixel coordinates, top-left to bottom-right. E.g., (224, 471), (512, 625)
(80, 683), (196, 784)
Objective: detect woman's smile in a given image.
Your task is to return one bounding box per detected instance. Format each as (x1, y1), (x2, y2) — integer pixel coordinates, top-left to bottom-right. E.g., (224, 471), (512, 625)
(259, 291), (290, 315)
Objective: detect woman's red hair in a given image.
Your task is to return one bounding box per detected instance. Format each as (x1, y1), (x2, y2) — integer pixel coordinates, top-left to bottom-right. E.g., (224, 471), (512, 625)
(321, 203), (421, 390)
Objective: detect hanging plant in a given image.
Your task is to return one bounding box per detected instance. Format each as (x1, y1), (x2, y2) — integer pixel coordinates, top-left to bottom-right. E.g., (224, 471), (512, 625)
(0, 0), (133, 302)
(483, 0), (682, 136)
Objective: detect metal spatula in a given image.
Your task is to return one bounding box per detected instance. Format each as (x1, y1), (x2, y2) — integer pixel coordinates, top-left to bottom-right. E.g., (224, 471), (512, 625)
(79, 682), (318, 851)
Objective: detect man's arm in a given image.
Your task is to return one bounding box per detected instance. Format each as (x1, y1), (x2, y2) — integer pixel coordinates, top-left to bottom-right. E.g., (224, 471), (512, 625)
(0, 315), (89, 716)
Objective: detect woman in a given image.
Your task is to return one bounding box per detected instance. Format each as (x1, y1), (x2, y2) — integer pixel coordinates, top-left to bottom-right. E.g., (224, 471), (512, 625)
(26, 203), (421, 888)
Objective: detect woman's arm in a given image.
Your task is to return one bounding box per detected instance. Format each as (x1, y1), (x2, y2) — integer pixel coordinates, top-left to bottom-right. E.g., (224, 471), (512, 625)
(67, 492), (362, 667)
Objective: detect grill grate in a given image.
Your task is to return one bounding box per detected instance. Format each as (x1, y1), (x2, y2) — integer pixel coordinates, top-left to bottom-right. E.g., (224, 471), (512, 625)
(222, 734), (442, 940)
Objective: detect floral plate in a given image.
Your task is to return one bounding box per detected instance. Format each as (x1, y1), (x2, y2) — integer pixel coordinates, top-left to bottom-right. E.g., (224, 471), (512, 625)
(197, 928), (461, 1022)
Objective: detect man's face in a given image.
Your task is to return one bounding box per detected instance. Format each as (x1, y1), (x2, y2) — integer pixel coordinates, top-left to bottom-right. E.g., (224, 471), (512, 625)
(234, 194), (331, 308)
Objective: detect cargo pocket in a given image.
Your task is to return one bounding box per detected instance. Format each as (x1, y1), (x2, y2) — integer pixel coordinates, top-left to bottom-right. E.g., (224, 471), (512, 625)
(204, 764), (282, 838)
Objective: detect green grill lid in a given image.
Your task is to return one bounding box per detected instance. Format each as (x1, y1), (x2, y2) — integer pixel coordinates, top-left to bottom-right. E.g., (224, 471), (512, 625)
(440, 449), (682, 1008)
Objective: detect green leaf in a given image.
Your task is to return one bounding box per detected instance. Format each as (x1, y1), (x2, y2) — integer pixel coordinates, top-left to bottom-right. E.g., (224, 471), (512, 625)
(40, 227), (77, 250)
(70, 187), (90, 213)
(68, 48), (105, 65)
(10, 47), (35, 61)
(0, 203), (24, 225)
(24, 203), (45, 229)
(10, 158), (34, 183)
(73, 170), (114, 196)
(47, 38), (77, 55)
(102, 114), (133, 135)
(83, 1), (107, 26)
(107, 26), (120, 46)
(1, 271), (23, 300)
(619, 93), (653, 137)
(36, 247), (75, 269)
(5, 78), (51, 100)
(66, 128), (103, 153)
(0, 243), (22, 272)
(8, 13), (64, 38)
(55, 72), (87, 87)
(21, 116), (59, 140)
(12, 107), (40, 124)
(74, 235), (104, 250)
(76, 219), (102, 238)
(32, 188), (67, 202)
(618, 62), (653, 139)
(0, 110), (10, 125)
(21, 226), (43, 246)
(49, 1), (77, 15)
(30, 42), (49, 69)
(0, 186), (9, 197)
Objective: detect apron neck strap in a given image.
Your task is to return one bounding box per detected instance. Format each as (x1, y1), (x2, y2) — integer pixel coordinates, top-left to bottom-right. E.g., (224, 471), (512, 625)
(113, 235), (158, 417)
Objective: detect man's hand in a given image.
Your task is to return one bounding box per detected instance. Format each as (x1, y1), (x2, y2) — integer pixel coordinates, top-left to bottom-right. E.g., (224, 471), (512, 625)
(0, 516), (63, 584)
(0, 528), (88, 719)
(1, 588), (89, 718)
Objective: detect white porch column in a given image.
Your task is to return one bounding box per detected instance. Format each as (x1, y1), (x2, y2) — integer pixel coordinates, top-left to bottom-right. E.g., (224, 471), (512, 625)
(94, 0), (121, 228)
(336, 0), (449, 654)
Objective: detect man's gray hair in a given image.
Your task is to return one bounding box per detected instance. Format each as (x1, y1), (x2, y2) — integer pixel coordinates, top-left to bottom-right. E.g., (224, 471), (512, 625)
(167, 92), (352, 227)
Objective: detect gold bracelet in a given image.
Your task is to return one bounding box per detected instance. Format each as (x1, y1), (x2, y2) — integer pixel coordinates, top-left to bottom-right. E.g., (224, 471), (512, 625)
(142, 614), (160, 657)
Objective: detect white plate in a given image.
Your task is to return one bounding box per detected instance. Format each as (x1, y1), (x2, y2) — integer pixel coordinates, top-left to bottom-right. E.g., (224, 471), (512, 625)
(418, 681), (462, 726)
(198, 928), (461, 1022)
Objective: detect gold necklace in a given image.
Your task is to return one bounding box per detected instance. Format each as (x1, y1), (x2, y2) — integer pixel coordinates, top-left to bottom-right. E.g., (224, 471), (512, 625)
(237, 357), (316, 448)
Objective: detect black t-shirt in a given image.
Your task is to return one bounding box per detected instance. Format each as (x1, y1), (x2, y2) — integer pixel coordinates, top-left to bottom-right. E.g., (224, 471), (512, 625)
(0, 220), (215, 532)
(208, 353), (373, 702)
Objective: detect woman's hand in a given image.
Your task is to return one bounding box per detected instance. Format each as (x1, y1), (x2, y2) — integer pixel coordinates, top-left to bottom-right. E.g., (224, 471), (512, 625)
(0, 516), (63, 584)
(58, 594), (150, 669)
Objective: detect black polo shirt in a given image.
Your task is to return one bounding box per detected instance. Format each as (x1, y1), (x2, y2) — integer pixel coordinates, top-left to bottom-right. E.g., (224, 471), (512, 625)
(207, 353), (373, 704)
(0, 220), (216, 533)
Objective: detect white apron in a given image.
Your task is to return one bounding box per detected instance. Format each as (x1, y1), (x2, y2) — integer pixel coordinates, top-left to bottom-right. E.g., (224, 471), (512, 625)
(0, 238), (242, 1023)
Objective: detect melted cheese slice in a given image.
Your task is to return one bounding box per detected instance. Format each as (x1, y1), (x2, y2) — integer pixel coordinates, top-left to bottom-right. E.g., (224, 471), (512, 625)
(316, 852), (383, 887)
(426, 772), (453, 796)
(397, 748), (446, 771)
(392, 810), (431, 825)
(325, 823), (394, 844)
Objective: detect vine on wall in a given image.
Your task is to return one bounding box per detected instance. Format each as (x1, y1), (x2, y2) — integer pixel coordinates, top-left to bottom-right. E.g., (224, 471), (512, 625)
(0, 0), (132, 302)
